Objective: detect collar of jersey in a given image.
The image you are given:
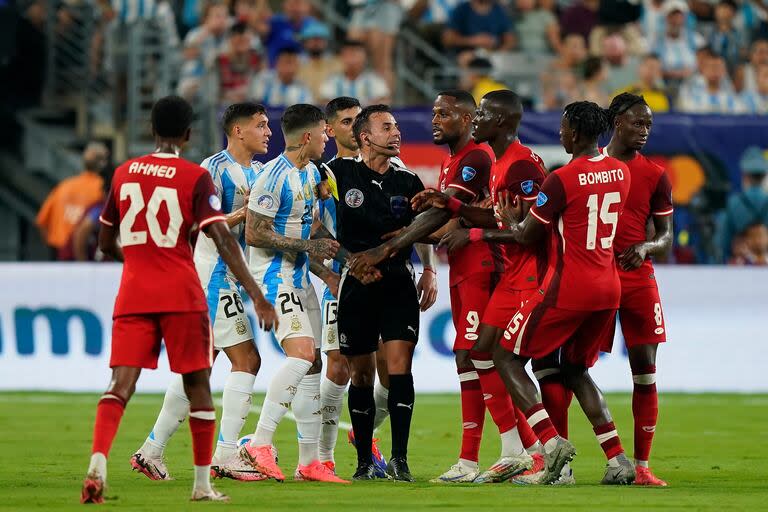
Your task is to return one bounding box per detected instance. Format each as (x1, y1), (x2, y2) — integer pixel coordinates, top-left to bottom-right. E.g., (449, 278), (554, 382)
(152, 152), (179, 159)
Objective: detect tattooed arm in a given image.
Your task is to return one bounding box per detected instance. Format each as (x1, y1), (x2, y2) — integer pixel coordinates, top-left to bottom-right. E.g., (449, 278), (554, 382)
(245, 209), (339, 260)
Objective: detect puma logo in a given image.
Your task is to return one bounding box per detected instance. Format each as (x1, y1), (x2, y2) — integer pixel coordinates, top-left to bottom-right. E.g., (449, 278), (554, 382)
(396, 402), (413, 410)
(371, 179), (383, 190)
(407, 326), (417, 335)
(352, 408), (371, 415)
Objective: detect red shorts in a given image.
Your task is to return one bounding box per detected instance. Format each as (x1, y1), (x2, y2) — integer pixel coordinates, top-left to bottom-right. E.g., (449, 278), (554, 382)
(449, 273), (496, 351)
(481, 281), (536, 330)
(499, 295), (617, 368)
(111, 311), (213, 374)
(615, 285), (667, 350)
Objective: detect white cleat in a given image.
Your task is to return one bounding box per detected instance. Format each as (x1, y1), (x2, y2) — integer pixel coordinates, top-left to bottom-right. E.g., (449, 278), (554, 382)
(190, 486), (230, 502)
(474, 454), (533, 483)
(212, 455), (268, 482)
(430, 463), (480, 483)
(130, 449), (171, 481)
(553, 463), (576, 485)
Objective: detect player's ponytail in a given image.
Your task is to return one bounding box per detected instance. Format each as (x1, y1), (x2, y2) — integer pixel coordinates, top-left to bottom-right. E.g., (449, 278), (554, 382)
(563, 101), (611, 141)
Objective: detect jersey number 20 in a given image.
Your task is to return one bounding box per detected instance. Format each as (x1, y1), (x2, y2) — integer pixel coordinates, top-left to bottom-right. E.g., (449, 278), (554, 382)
(585, 192), (620, 250)
(120, 183), (183, 248)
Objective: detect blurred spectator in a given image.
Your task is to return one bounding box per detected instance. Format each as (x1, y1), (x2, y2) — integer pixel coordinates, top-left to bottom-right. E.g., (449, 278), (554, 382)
(443, 0), (516, 55)
(407, 0), (462, 49)
(739, 38), (768, 92)
(296, 21), (342, 102)
(177, 2), (230, 100)
(3, 0), (47, 109)
(216, 21), (262, 103)
(601, 32), (639, 93)
(707, 0), (749, 72)
(576, 56), (609, 105)
(678, 54), (740, 112)
(257, 0), (316, 66)
(613, 54), (670, 112)
(319, 40), (390, 105)
(64, 170), (113, 262)
(589, 0), (645, 57)
(347, 0), (404, 94)
(559, 0), (599, 43)
(641, 0), (670, 47)
(740, 63), (768, 113)
(537, 32), (586, 110)
(729, 223), (768, 265)
(719, 146), (768, 259)
(460, 57), (507, 103)
(250, 46), (312, 106)
(515, 0), (561, 55)
(653, 0), (702, 90)
(36, 142), (109, 258)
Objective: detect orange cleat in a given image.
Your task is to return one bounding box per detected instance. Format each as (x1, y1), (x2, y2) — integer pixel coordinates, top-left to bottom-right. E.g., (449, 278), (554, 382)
(634, 466), (667, 486)
(511, 452), (544, 484)
(239, 443), (285, 482)
(296, 460), (351, 483)
(80, 474), (104, 504)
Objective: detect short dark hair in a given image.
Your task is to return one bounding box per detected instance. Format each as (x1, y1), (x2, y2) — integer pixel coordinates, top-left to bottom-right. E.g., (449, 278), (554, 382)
(276, 45), (302, 59)
(229, 21), (248, 36)
(340, 39), (366, 51)
(325, 97), (361, 120)
(221, 101), (267, 135)
(151, 95), (194, 138)
(436, 89), (477, 109)
(483, 89), (523, 115)
(563, 101), (610, 140)
(718, 0), (737, 11)
(352, 104), (391, 147)
(281, 103), (325, 135)
(607, 92), (648, 124)
(467, 57), (493, 74)
(583, 56), (604, 80)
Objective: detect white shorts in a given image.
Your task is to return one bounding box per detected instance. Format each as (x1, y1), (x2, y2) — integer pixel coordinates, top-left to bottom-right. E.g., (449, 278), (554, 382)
(268, 284), (322, 347)
(321, 293), (339, 353)
(209, 287), (254, 350)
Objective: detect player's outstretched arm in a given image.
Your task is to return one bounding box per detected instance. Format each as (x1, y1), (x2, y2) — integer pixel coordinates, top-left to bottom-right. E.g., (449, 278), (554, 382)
(414, 243), (438, 311)
(618, 215), (673, 271)
(412, 189), (497, 229)
(97, 224), (124, 262)
(206, 221), (278, 331)
(245, 208), (339, 260)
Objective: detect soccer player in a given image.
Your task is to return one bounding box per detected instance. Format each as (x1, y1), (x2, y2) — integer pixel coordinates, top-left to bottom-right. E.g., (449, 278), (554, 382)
(605, 93), (673, 486)
(331, 105), (436, 481)
(352, 90), (542, 483)
(80, 95), (278, 504)
(130, 102), (273, 482)
(237, 103), (348, 484)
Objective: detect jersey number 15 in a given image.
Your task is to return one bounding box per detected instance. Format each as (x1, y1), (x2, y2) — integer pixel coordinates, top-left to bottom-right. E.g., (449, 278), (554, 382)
(585, 192), (620, 250)
(120, 183), (183, 248)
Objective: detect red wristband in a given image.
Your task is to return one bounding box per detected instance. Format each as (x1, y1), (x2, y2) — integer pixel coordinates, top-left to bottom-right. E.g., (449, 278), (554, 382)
(423, 268), (436, 275)
(469, 228), (484, 243)
(446, 196), (463, 214)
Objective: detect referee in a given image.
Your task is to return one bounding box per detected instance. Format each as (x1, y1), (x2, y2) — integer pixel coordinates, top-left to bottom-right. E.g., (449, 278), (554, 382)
(326, 105), (434, 481)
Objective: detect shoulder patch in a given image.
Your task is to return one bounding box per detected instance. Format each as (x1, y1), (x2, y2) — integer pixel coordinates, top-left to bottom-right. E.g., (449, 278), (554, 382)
(257, 194), (275, 210)
(521, 180), (534, 195)
(461, 166), (477, 182)
(536, 191), (548, 207)
(209, 195), (222, 211)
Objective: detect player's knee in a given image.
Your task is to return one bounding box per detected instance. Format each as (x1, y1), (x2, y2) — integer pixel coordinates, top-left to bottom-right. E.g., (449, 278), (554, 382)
(628, 344), (657, 373)
(327, 356), (350, 384)
(230, 348), (261, 375)
(350, 367), (375, 387)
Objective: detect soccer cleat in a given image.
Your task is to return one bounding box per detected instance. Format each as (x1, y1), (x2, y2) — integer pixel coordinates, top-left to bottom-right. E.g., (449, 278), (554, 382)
(190, 487), (230, 502)
(211, 456), (268, 482)
(80, 474), (104, 504)
(353, 463), (377, 480)
(541, 437), (577, 485)
(430, 463), (480, 483)
(130, 450), (171, 481)
(601, 453), (636, 485)
(348, 430), (388, 477)
(633, 466), (667, 486)
(474, 454), (533, 483)
(386, 457), (414, 482)
(295, 460), (350, 483)
(511, 452), (544, 485)
(322, 460), (336, 473)
(238, 443), (285, 482)
(552, 463), (576, 485)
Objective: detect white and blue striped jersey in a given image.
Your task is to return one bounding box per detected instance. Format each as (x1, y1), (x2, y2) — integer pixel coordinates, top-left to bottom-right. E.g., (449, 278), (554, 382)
(194, 150), (261, 319)
(250, 70), (314, 107)
(248, 154), (322, 300)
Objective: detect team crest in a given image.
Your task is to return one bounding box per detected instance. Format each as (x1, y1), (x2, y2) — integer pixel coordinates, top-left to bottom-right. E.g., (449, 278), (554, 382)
(521, 180), (534, 195)
(327, 329), (337, 344)
(461, 166), (477, 182)
(209, 195), (222, 210)
(235, 319), (247, 336)
(345, 188), (364, 208)
(257, 194), (274, 210)
(290, 316), (302, 332)
(536, 191), (548, 207)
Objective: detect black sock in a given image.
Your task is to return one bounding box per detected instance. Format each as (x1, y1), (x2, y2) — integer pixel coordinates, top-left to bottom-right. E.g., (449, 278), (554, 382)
(388, 373), (415, 459)
(348, 384), (375, 467)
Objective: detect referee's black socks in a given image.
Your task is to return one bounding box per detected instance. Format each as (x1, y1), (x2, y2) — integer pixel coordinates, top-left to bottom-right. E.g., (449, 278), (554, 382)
(388, 373), (415, 459)
(348, 384), (375, 466)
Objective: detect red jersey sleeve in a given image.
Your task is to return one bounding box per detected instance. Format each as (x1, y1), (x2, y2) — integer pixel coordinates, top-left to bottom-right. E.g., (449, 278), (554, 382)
(505, 160), (546, 202)
(446, 149), (492, 199)
(193, 172), (227, 229)
(99, 185), (119, 227)
(529, 172), (567, 225)
(650, 171), (674, 216)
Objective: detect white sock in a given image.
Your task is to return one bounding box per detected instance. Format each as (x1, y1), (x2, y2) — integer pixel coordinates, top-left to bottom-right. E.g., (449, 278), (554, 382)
(252, 357), (312, 446)
(319, 377), (347, 463)
(608, 455), (621, 467)
(458, 458), (479, 470)
(88, 452), (107, 480)
(500, 427), (526, 458)
(543, 437), (559, 453)
(294, 373), (322, 466)
(142, 375), (189, 457)
(214, 371), (256, 464)
(372, 381), (389, 431)
(526, 440), (543, 455)
(193, 464), (212, 493)
(636, 459), (649, 468)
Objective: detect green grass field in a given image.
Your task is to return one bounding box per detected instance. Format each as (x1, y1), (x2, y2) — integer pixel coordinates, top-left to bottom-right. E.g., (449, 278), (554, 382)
(1, 392), (766, 511)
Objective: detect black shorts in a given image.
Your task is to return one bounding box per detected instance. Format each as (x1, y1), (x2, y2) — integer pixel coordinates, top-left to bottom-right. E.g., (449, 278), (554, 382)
(337, 264), (420, 356)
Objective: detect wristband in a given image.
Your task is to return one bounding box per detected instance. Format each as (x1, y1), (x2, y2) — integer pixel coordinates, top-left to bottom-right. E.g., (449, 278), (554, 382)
(446, 196), (463, 214)
(423, 267), (436, 275)
(469, 228), (484, 243)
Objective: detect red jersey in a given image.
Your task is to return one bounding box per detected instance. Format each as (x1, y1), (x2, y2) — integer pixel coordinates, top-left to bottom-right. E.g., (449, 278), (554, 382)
(606, 150), (674, 288)
(438, 140), (499, 286)
(490, 140), (548, 290)
(530, 153), (631, 311)
(100, 153), (227, 317)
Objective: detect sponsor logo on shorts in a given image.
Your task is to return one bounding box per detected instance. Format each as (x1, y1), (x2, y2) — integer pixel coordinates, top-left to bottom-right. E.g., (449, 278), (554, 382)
(461, 166), (477, 182)
(209, 195), (222, 210)
(521, 180), (534, 195)
(345, 188), (364, 208)
(257, 194), (274, 210)
(654, 327), (665, 335)
(290, 315), (302, 332)
(235, 319), (247, 335)
(536, 191), (548, 207)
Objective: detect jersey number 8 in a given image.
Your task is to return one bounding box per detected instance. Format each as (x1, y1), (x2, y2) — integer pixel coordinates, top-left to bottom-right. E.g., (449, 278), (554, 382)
(120, 183), (183, 248)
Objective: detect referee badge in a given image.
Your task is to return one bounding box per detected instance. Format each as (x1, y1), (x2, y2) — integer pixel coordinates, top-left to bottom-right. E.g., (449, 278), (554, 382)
(345, 188), (364, 208)
(390, 195), (409, 218)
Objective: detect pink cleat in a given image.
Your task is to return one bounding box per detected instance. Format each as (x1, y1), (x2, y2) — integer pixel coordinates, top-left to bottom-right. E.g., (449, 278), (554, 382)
(130, 450), (171, 481)
(80, 474), (104, 504)
(296, 460), (351, 483)
(634, 466), (667, 486)
(239, 443), (285, 482)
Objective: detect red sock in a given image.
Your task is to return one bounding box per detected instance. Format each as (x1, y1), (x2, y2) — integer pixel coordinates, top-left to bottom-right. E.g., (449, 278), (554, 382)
(632, 365), (658, 464)
(513, 406), (539, 450)
(477, 367), (517, 432)
(189, 409), (216, 466)
(91, 393), (127, 456)
(537, 375), (573, 439)
(458, 367), (485, 462)
(524, 403), (557, 446)
(594, 421), (624, 460)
